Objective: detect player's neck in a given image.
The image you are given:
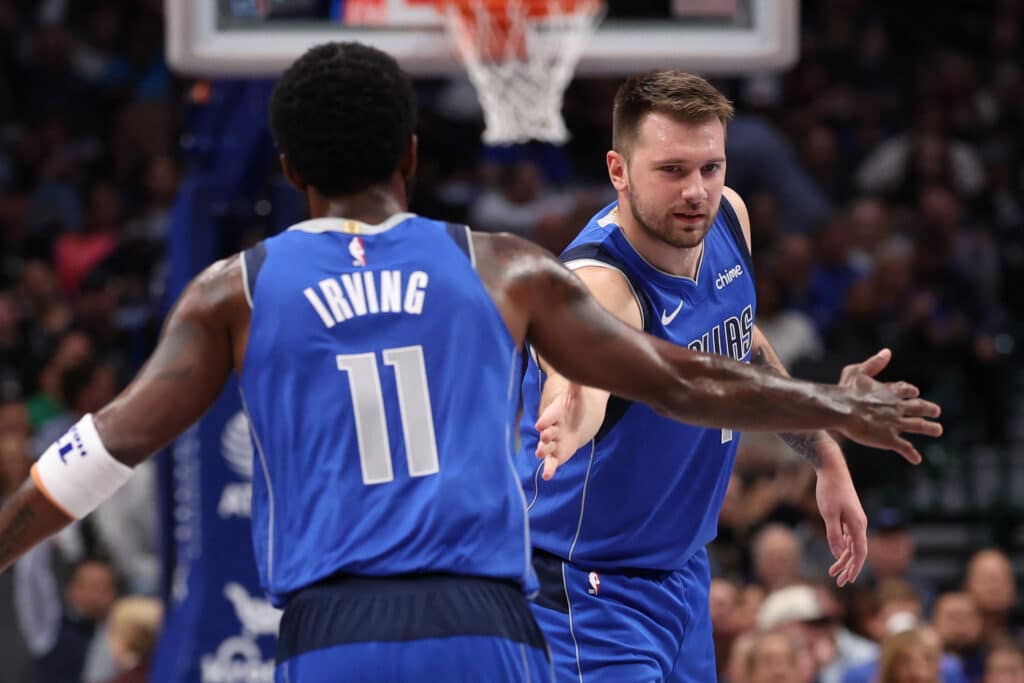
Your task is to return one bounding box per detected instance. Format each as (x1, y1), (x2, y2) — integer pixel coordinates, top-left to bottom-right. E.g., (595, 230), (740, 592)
(618, 211), (704, 280)
(311, 181), (408, 224)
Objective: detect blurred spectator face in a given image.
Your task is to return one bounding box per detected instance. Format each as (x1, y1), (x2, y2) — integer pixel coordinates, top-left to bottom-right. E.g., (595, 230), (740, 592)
(75, 362), (116, 414)
(872, 239), (914, 298)
(711, 578), (740, 635)
(775, 234), (814, 296)
(868, 529), (914, 580)
(502, 162), (543, 205)
(747, 631), (799, 683)
(802, 125), (839, 178)
(965, 550), (1017, 616)
(880, 627), (942, 683)
(75, 281), (118, 337)
(911, 135), (950, 185)
(613, 113), (726, 250)
(0, 432), (30, 495)
(918, 185), (962, 236)
(844, 279), (877, 322)
(931, 592), (982, 654)
(106, 597), (162, 672)
(736, 584), (766, 634)
(849, 198), (889, 254)
(87, 183), (121, 233)
(748, 193), (779, 245)
(754, 272), (782, 317)
(753, 524), (802, 592)
(726, 630), (756, 683)
(985, 647), (1024, 683)
(0, 290), (18, 347)
(146, 155), (180, 206)
(66, 560), (118, 622)
(0, 401), (30, 437)
(19, 260), (63, 311)
(816, 217), (852, 267)
(868, 580), (923, 642)
(0, 193), (28, 239)
(53, 331), (93, 369)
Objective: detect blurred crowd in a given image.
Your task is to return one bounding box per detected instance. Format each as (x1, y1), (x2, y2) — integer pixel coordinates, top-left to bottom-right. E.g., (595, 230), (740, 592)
(0, 0), (1022, 682)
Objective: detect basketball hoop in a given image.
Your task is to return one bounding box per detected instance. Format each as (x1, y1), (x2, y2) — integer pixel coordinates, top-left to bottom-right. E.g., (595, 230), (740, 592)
(419, 0), (605, 145)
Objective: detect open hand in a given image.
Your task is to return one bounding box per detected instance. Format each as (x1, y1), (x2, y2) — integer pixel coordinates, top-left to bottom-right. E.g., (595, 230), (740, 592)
(534, 384), (587, 480)
(836, 349), (942, 463)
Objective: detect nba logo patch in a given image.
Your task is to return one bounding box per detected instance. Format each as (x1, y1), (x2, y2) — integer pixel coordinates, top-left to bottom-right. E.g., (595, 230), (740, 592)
(349, 237), (367, 267)
(588, 571), (600, 595)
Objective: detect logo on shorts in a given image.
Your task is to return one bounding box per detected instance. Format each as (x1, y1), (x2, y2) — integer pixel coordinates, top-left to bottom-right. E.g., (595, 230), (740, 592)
(350, 236), (367, 267)
(588, 571), (601, 595)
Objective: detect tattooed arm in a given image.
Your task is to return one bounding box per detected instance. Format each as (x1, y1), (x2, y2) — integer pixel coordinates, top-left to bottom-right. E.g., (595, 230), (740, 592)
(472, 232), (940, 451)
(0, 256), (247, 572)
(749, 326), (843, 470)
(91, 256), (245, 464)
(750, 325), (891, 586)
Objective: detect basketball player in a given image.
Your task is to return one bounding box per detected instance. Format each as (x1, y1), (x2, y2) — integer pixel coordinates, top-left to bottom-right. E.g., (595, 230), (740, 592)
(0, 46), (940, 682)
(519, 71), (938, 682)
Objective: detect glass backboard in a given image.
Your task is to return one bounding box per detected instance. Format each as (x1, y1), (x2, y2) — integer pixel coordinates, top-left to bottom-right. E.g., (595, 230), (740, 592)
(166, 0), (798, 77)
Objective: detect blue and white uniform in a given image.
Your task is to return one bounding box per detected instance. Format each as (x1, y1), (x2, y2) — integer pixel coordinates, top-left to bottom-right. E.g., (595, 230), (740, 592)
(518, 198), (756, 682)
(240, 214), (550, 682)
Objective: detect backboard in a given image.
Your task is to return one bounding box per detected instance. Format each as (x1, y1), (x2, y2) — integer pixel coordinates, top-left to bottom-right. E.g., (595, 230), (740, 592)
(166, 0), (798, 77)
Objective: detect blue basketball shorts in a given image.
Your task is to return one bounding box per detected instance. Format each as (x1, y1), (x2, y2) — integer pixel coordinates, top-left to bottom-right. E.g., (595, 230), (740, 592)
(530, 547), (715, 683)
(275, 573), (554, 682)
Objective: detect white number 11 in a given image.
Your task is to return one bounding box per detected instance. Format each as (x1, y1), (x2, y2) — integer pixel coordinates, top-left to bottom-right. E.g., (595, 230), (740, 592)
(336, 345), (440, 485)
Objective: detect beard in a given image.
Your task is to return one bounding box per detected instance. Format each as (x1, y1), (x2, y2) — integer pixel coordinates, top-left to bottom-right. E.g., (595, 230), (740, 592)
(627, 185), (715, 249)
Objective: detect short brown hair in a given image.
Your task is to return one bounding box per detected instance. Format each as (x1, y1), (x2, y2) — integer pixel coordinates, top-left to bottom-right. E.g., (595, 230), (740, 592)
(612, 70), (734, 156)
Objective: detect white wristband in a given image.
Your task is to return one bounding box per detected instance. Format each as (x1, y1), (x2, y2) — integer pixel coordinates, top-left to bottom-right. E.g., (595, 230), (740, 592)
(31, 414), (133, 519)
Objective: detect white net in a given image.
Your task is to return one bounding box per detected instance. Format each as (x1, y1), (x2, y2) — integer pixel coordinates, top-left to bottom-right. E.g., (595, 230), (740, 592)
(440, 0), (605, 145)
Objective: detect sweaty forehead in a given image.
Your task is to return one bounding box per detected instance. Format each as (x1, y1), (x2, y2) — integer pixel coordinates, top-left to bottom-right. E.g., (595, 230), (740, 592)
(632, 112), (724, 160)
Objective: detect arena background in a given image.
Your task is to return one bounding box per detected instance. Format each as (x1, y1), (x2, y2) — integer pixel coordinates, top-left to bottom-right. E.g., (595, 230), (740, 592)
(0, 0), (1021, 682)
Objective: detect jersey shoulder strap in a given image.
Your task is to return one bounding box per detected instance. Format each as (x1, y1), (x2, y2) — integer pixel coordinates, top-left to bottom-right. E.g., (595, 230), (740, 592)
(445, 223), (475, 267)
(240, 241), (268, 307)
(560, 242), (654, 334)
(718, 195), (754, 275)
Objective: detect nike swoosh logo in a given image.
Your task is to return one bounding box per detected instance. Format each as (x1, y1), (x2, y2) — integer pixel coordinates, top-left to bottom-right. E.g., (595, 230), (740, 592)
(661, 300), (684, 325)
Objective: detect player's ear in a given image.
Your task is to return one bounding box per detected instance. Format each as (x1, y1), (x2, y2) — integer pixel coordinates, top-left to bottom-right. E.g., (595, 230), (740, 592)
(398, 134), (418, 182)
(607, 150), (628, 193)
(279, 154), (307, 191)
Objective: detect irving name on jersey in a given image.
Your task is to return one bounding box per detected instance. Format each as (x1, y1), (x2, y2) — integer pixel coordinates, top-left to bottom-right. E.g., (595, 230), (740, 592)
(302, 269), (429, 328)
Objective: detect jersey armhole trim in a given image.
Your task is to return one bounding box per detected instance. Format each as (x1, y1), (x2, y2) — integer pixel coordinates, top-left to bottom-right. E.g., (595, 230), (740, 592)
(563, 258), (646, 331)
(718, 195), (754, 274)
(239, 253), (253, 309)
(465, 225), (477, 269)
(241, 242), (267, 310)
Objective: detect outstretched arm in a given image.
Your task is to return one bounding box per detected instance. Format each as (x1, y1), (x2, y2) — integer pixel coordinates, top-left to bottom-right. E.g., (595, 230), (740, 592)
(533, 266), (643, 477)
(0, 257), (245, 573)
(469, 232), (942, 469)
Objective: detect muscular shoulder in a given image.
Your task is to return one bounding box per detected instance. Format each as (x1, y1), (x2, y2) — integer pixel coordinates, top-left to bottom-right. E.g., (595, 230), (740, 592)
(722, 186), (752, 253)
(165, 254), (251, 355)
(470, 231), (556, 285)
(570, 265), (642, 329)
(177, 255), (247, 317)
(469, 231), (642, 336)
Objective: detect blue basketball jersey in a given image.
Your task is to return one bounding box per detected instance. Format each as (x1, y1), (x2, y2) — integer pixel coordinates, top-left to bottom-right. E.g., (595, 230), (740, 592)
(518, 199), (757, 571)
(239, 214), (535, 606)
